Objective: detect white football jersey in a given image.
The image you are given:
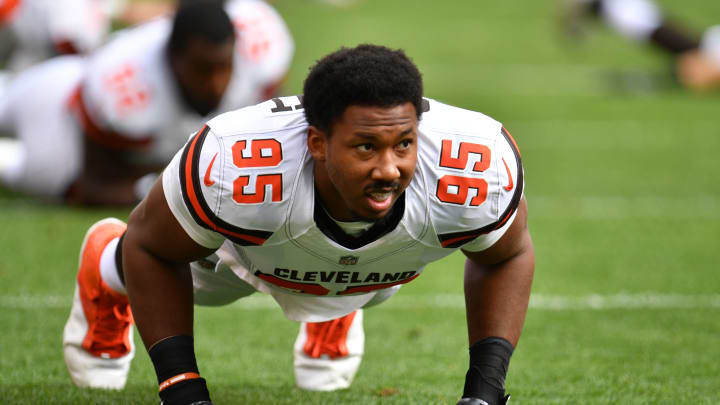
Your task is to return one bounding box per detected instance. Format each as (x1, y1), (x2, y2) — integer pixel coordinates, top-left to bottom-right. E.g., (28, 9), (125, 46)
(2, 0), (110, 70)
(77, 0), (294, 166)
(163, 97), (524, 321)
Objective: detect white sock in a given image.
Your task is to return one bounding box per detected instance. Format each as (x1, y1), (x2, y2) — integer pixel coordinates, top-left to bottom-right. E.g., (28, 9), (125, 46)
(0, 138), (25, 187)
(600, 0), (662, 41)
(701, 25), (720, 68)
(99, 237), (127, 295)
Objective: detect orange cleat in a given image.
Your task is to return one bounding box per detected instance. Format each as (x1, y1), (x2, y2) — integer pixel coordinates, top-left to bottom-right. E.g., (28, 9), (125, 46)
(63, 218), (135, 389)
(293, 309), (364, 391)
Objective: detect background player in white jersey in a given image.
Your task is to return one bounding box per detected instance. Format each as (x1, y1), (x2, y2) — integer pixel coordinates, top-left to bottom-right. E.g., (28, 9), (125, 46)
(0, 0), (111, 71)
(0, 0), (293, 206)
(561, 0), (720, 91)
(62, 44), (534, 405)
(0, 0), (171, 72)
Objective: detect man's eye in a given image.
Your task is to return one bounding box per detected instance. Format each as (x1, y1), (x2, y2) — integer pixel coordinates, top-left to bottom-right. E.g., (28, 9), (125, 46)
(357, 144), (373, 152)
(397, 139), (412, 149)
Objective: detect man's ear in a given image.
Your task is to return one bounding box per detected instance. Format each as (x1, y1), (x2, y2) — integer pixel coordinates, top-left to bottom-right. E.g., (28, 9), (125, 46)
(307, 126), (327, 161)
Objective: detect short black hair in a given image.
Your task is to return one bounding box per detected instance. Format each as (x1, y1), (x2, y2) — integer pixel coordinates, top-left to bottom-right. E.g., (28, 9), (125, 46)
(168, 1), (235, 55)
(302, 44), (424, 133)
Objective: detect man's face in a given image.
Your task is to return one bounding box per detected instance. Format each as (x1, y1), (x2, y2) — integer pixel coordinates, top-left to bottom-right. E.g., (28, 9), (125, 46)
(309, 103), (419, 222)
(171, 37), (234, 116)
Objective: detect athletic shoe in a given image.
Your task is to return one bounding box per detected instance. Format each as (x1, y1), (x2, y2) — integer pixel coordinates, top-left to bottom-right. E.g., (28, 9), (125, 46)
(63, 218), (135, 389)
(293, 309), (364, 391)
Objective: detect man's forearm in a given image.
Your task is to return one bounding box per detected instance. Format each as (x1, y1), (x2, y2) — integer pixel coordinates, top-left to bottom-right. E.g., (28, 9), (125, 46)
(122, 233), (195, 350)
(65, 176), (139, 206)
(463, 239), (534, 346)
(458, 240), (534, 405)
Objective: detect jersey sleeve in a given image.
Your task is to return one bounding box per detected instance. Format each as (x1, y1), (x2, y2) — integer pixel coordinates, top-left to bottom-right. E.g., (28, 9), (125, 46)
(78, 21), (169, 148)
(456, 127), (524, 252)
(421, 104), (525, 253)
(163, 117), (284, 249)
(226, 0), (294, 88)
(163, 126), (227, 249)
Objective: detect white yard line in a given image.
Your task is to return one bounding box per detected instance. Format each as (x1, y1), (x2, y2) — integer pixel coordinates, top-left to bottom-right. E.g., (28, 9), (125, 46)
(4, 293), (720, 310)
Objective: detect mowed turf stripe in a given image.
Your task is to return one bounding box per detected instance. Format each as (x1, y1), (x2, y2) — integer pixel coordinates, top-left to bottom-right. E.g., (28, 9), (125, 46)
(5, 293), (720, 310)
(530, 195), (720, 219)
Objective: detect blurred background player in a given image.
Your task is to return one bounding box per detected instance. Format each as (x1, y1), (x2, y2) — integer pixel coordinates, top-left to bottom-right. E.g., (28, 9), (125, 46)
(561, 0), (720, 91)
(0, 0), (293, 206)
(0, 0), (111, 72)
(0, 0), (171, 72)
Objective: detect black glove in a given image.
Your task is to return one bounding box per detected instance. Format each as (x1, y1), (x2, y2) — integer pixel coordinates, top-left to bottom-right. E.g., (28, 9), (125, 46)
(456, 394), (510, 405)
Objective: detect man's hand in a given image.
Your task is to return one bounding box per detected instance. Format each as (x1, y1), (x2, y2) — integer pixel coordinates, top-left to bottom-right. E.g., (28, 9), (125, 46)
(456, 394), (510, 405)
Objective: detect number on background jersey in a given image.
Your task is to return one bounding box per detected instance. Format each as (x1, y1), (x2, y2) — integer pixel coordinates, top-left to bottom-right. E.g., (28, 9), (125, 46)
(231, 139), (283, 204)
(102, 63), (150, 116)
(436, 139), (490, 206)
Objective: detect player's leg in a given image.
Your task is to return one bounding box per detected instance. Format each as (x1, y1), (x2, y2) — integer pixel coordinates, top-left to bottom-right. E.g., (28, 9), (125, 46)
(63, 218), (135, 389)
(676, 26), (720, 91)
(596, 0), (663, 42)
(293, 285), (402, 391)
(293, 309), (364, 391)
(189, 254), (257, 306)
(63, 221), (256, 389)
(594, 0), (720, 89)
(562, 0), (699, 51)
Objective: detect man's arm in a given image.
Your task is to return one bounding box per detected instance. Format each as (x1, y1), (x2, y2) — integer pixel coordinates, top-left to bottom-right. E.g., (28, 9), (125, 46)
(462, 197), (534, 346)
(65, 138), (164, 206)
(123, 177), (217, 404)
(458, 197), (534, 405)
(123, 176), (215, 348)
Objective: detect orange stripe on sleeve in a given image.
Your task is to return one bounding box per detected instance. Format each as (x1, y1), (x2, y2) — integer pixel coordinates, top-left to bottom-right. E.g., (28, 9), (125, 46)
(182, 128), (268, 246)
(68, 86), (152, 149)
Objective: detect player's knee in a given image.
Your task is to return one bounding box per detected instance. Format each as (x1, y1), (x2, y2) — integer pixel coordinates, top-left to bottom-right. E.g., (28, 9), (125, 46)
(193, 287), (255, 306)
(191, 262), (257, 306)
(362, 285), (402, 308)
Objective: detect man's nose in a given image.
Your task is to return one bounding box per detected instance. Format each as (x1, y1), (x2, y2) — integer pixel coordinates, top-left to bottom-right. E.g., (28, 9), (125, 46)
(371, 150), (401, 181)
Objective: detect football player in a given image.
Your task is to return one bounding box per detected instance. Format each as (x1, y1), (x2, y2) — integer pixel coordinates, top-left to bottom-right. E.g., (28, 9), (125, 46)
(561, 0), (720, 91)
(62, 44), (534, 405)
(0, 0), (293, 206)
(0, 0), (112, 71)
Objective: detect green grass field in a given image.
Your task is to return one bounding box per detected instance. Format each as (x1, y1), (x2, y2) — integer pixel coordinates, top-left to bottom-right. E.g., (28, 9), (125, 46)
(2, 0), (720, 403)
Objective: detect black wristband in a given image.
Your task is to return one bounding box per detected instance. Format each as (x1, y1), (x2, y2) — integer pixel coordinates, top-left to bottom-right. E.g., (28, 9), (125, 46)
(149, 335), (200, 385)
(159, 378), (211, 405)
(462, 337), (514, 403)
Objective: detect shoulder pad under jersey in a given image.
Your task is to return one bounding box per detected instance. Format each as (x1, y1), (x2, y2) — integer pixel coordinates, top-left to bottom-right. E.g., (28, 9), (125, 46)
(418, 98), (524, 248)
(175, 96), (309, 246)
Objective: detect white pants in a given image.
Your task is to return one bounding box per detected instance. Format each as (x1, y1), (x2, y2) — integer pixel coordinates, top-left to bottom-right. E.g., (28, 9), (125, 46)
(0, 56), (85, 199)
(190, 256), (402, 313)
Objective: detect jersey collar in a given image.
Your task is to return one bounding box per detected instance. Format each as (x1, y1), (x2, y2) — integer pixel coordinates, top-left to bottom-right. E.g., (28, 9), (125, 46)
(313, 189), (405, 250)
